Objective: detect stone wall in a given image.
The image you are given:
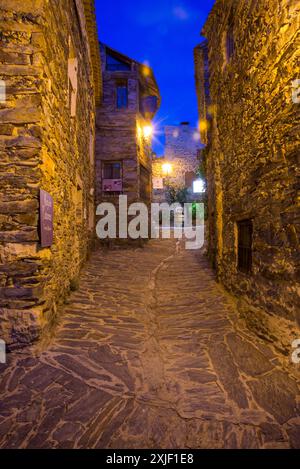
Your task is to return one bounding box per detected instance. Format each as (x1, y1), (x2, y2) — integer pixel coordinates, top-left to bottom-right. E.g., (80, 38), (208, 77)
(0, 0), (101, 348)
(152, 124), (203, 202)
(195, 0), (300, 329)
(95, 44), (158, 219)
(96, 44), (140, 207)
(194, 41), (211, 146)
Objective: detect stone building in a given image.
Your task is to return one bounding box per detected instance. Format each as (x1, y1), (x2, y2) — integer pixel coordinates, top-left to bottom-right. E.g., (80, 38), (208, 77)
(194, 0), (300, 332)
(95, 44), (160, 218)
(0, 0), (101, 348)
(152, 123), (203, 203)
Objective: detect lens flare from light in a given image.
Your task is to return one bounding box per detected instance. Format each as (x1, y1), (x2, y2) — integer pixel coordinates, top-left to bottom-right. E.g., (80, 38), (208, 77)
(143, 125), (153, 138)
(162, 163), (172, 176)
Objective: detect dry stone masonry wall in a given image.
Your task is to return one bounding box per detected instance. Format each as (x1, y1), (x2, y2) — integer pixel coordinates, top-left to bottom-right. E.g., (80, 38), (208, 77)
(195, 0), (300, 338)
(0, 0), (100, 348)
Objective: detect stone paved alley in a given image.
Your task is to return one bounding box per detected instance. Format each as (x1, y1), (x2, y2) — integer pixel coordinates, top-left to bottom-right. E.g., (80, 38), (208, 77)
(0, 239), (299, 449)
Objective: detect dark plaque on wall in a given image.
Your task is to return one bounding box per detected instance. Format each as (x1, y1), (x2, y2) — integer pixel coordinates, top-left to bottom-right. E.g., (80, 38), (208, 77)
(39, 189), (53, 247)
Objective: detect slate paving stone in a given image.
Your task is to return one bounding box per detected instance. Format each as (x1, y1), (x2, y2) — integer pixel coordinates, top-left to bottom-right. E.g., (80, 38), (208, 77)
(286, 424), (300, 449)
(208, 341), (249, 409)
(0, 238), (299, 448)
(260, 422), (285, 442)
(65, 388), (111, 423)
(226, 333), (274, 376)
(248, 371), (299, 424)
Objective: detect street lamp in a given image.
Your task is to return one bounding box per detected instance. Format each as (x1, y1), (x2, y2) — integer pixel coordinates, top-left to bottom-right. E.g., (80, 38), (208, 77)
(162, 162), (172, 176)
(143, 125), (153, 138)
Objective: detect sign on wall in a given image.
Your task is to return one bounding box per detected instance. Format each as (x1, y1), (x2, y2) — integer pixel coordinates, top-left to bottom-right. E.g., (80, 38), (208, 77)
(152, 177), (164, 189)
(39, 189), (53, 247)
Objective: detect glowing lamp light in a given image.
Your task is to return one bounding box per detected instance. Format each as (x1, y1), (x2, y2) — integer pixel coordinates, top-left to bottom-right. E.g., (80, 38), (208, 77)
(143, 125), (153, 138)
(193, 179), (205, 193)
(199, 119), (209, 132)
(142, 66), (151, 77)
(137, 124), (142, 138)
(162, 163), (172, 176)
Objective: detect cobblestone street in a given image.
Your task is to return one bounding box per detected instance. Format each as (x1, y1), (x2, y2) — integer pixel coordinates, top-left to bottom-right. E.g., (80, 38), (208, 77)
(0, 239), (299, 449)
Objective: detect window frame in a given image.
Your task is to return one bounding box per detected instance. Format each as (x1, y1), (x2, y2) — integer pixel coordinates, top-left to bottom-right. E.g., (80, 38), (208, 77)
(102, 161), (123, 195)
(226, 24), (235, 62)
(237, 219), (253, 274)
(102, 161), (122, 180)
(116, 80), (128, 109)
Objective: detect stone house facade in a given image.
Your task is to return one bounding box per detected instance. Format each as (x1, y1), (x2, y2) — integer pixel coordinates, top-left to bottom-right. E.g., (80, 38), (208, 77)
(0, 0), (101, 348)
(152, 123), (203, 203)
(195, 0), (299, 332)
(95, 44), (160, 218)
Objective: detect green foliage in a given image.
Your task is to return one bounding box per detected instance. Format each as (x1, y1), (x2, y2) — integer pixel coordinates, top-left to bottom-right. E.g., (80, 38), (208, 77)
(165, 183), (188, 205)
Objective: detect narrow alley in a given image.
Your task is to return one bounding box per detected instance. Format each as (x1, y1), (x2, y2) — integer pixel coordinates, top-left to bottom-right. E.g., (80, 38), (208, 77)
(0, 239), (299, 449)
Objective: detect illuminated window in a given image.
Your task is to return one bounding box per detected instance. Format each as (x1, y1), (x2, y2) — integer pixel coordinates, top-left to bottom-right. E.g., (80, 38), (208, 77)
(237, 219), (253, 273)
(193, 179), (205, 193)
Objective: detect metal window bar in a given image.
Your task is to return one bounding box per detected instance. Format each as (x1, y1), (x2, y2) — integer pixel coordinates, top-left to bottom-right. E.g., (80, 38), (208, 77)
(226, 23), (235, 61)
(237, 220), (253, 273)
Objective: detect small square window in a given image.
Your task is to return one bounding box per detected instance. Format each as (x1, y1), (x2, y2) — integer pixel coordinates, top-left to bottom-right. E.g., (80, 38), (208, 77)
(103, 162), (121, 179)
(102, 162), (122, 193)
(237, 219), (253, 273)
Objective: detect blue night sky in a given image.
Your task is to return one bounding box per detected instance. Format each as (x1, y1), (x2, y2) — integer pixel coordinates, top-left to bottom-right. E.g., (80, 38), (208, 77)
(95, 0), (215, 155)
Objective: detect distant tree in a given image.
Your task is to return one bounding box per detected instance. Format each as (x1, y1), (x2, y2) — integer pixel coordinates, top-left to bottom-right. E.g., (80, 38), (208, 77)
(165, 183), (188, 205)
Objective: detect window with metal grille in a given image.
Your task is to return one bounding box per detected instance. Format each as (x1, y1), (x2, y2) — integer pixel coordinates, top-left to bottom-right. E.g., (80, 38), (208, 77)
(116, 82), (128, 109)
(237, 219), (253, 273)
(226, 14), (235, 62)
